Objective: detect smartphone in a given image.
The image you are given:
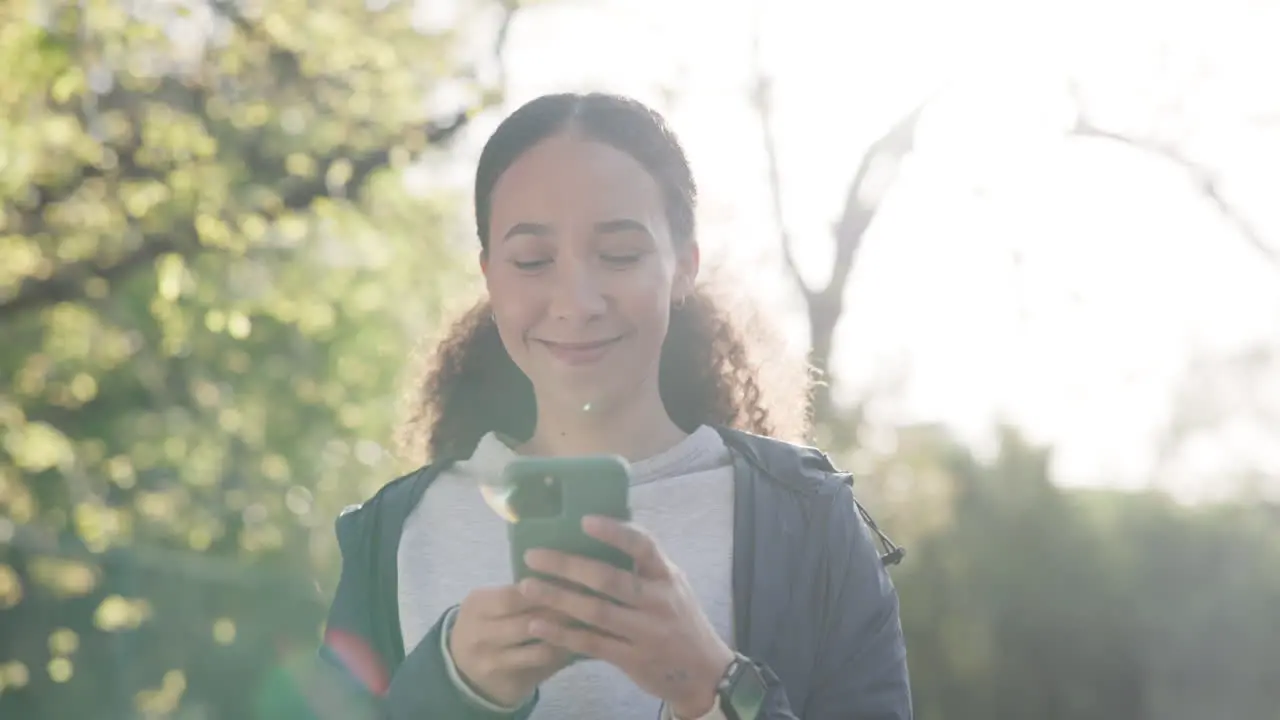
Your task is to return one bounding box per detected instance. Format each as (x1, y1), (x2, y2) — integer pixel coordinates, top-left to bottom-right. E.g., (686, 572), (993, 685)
(504, 455), (634, 586)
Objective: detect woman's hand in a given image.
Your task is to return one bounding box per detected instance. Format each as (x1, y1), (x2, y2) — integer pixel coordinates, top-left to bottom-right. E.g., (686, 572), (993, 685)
(518, 517), (735, 719)
(449, 585), (575, 708)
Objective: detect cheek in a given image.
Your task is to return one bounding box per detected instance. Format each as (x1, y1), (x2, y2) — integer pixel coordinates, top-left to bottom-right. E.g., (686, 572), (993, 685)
(488, 278), (539, 339)
(616, 274), (673, 335)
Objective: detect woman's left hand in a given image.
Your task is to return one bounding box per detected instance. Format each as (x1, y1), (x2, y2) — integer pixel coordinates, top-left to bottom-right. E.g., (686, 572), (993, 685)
(518, 516), (734, 719)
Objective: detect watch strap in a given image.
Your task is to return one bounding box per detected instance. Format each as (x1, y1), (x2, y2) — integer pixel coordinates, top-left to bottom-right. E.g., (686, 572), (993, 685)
(715, 653), (766, 720)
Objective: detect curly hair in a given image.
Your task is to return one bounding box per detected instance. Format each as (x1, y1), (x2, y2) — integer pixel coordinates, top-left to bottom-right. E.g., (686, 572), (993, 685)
(399, 92), (812, 463)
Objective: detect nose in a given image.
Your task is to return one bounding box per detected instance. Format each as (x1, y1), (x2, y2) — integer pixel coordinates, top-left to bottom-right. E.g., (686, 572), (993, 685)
(549, 258), (607, 321)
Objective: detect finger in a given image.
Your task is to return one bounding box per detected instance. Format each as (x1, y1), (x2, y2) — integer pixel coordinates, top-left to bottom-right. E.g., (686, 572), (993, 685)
(582, 517), (668, 578)
(524, 549), (650, 606)
(528, 616), (629, 665)
(494, 636), (568, 670)
(478, 612), (542, 649)
(478, 607), (576, 648)
(519, 577), (646, 640)
(467, 585), (536, 619)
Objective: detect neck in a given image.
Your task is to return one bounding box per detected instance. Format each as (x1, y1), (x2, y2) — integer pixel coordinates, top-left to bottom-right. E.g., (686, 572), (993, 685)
(523, 381), (689, 461)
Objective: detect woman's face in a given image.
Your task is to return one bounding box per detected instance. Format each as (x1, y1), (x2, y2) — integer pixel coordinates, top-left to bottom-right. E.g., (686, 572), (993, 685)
(482, 133), (698, 417)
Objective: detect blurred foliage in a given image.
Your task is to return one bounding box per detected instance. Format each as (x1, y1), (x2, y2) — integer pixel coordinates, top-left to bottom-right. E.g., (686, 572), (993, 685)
(0, 0), (514, 715)
(849, 425), (1280, 720)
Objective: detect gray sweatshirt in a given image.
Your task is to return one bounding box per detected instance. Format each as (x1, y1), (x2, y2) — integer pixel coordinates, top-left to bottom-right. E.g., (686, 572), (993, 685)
(397, 425), (736, 718)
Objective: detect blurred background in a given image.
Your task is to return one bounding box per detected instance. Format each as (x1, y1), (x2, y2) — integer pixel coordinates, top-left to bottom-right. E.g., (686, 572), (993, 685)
(2, 0), (1278, 717)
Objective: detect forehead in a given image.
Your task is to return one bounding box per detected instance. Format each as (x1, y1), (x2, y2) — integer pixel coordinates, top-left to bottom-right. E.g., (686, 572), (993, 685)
(489, 134), (664, 221)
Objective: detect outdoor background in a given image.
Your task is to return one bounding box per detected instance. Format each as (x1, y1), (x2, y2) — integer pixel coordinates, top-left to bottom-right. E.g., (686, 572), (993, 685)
(2, 0), (1278, 717)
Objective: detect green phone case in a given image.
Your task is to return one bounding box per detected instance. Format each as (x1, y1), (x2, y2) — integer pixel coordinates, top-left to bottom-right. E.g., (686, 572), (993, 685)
(504, 454), (634, 585)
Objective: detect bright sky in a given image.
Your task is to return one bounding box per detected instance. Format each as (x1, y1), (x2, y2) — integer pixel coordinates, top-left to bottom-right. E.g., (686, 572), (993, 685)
(446, 0), (1280, 498)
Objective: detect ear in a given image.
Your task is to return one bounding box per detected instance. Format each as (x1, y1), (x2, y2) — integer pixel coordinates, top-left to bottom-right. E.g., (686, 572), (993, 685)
(674, 241), (700, 300)
(479, 250), (489, 277)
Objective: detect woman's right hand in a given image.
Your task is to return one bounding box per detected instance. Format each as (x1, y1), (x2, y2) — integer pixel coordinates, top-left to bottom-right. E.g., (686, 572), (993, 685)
(449, 585), (574, 708)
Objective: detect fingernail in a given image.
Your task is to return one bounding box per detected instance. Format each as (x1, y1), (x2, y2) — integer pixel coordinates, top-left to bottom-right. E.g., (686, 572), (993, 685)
(519, 579), (541, 597)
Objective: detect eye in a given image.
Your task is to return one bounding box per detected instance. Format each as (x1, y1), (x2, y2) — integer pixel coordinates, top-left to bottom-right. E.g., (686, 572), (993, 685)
(512, 258), (551, 271)
(601, 253), (644, 267)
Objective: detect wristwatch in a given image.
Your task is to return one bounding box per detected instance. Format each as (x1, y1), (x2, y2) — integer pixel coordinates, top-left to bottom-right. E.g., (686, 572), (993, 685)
(715, 653), (767, 720)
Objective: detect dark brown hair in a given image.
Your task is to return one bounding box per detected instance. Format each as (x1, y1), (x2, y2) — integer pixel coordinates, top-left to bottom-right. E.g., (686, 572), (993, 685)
(400, 93), (811, 462)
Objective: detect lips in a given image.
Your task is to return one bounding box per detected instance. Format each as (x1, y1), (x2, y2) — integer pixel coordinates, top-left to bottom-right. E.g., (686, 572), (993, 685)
(537, 337), (623, 366)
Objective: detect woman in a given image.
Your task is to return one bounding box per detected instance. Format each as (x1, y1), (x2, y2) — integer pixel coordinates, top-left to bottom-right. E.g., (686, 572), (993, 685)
(317, 92), (911, 720)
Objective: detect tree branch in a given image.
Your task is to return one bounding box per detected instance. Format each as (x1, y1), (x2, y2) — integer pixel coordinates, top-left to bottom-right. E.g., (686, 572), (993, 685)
(0, 106), (469, 320)
(749, 26), (927, 308)
(824, 100), (927, 304)
(1068, 85), (1278, 270)
(1, 237), (194, 317)
(491, 0), (519, 95)
(0, 1), (517, 320)
(749, 35), (811, 301)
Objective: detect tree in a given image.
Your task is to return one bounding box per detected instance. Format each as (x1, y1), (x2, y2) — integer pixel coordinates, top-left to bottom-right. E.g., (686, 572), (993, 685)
(0, 0), (519, 716)
(749, 31), (1278, 433)
(749, 28), (927, 427)
(887, 425), (1280, 720)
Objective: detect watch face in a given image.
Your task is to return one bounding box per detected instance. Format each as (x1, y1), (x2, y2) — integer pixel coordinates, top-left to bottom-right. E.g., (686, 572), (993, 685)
(726, 661), (767, 720)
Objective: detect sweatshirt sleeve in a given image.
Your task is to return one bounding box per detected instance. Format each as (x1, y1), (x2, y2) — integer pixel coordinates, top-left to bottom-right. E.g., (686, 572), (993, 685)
(439, 606), (535, 712)
(299, 507), (538, 720)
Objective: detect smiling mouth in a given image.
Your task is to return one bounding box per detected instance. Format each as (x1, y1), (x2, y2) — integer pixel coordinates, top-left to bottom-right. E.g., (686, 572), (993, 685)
(537, 337), (623, 365)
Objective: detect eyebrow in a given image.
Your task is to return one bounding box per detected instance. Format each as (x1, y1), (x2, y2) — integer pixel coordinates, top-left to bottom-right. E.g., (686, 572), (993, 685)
(501, 218), (652, 241)
(594, 218), (650, 236)
(502, 222), (552, 241)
